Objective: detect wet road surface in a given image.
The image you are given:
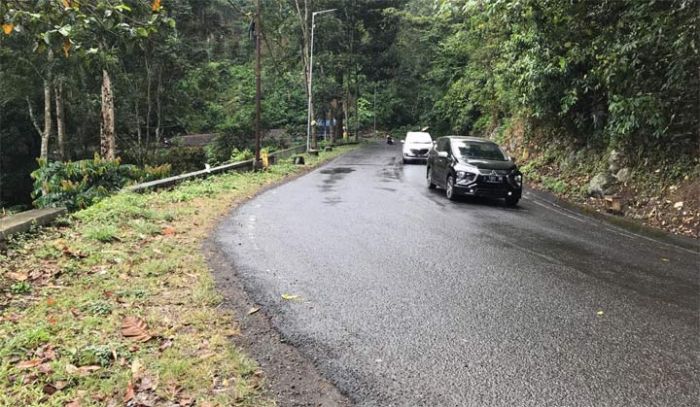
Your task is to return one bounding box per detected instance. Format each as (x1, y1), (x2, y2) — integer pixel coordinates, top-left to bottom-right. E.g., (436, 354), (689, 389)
(215, 143), (699, 407)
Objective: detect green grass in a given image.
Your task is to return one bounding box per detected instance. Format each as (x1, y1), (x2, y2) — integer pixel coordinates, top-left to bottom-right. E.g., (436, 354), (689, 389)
(0, 145), (357, 407)
(541, 176), (567, 194)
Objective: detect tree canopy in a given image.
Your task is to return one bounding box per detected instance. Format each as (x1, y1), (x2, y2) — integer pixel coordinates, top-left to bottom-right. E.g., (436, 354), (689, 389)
(1, 0), (697, 207)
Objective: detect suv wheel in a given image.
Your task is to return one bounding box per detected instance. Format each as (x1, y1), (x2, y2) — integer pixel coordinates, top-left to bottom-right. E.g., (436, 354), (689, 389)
(446, 175), (456, 201)
(427, 167), (436, 189)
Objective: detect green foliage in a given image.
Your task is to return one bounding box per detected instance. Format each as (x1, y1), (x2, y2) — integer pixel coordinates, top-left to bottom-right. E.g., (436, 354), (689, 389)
(82, 300), (113, 316)
(432, 0), (698, 161)
(142, 163), (172, 181)
(152, 147), (206, 175)
(73, 345), (115, 368)
(30, 155), (159, 211)
(541, 176), (567, 195)
(230, 148), (254, 162)
(9, 281), (32, 295)
(83, 224), (119, 242)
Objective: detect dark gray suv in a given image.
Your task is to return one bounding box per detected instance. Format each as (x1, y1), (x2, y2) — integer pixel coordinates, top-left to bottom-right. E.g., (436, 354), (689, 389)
(426, 136), (522, 205)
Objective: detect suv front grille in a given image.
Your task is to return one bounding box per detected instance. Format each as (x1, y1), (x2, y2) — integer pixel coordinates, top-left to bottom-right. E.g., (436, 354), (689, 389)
(478, 169), (509, 176)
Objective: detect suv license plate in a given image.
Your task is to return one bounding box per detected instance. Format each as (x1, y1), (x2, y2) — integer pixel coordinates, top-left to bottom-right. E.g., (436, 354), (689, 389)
(486, 175), (502, 183)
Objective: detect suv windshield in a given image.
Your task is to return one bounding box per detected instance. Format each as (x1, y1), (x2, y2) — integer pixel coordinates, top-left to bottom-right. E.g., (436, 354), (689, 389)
(452, 140), (507, 161)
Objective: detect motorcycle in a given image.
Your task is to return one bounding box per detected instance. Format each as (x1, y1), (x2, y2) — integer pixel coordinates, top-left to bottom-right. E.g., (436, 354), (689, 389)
(386, 135), (394, 145)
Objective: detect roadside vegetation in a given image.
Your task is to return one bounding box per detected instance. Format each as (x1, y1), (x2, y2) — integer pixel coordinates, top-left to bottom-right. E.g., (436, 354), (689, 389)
(3, 0), (696, 236)
(0, 146), (356, 407)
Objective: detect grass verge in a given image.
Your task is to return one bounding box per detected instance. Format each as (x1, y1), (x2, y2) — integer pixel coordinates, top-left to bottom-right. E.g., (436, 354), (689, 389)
(0, 145), (357, 407)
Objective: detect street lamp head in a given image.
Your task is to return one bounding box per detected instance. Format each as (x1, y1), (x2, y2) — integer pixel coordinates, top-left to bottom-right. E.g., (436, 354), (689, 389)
(313, 8), (336, 17)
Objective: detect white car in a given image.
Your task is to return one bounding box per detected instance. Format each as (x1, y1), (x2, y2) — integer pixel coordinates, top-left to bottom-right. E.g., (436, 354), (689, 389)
(402, 131), (433, 164)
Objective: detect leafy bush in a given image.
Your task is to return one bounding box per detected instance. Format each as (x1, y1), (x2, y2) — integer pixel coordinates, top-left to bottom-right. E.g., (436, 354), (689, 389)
(230, 148), (254, 162)
(152, 147), (206, 174)
(205, 130), (252, 165)
(30, 155), (168, 211)
(143, 164), (172, 181)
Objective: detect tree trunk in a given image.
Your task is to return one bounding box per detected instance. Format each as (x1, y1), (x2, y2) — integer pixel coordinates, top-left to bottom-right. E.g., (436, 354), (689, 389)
(145, 49), (152, 149)
(39, 78), (52, 160)
(336, 100), (344, 143)
(55, 79), (66, 160)
(135, 99), (143, 165)
(155, 66), (162, 145)
(294, 0), (311, 97)
(100, 69), (116, 159)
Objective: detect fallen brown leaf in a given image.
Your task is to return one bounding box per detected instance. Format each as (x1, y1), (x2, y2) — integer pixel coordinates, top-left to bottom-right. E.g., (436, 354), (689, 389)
(65, 364), (101, 376)
(162, 226), (176, 236)
(38, 363), (53, 374)
(39, 344), (57, 360)
(78, 366), (101, 375)
(65, 400), (81, 407)
(124, 380), (135, 402)
(247, 306), (261, 315)
(16, 359), (42, 369)
(6, 272), (28, 281)
(121, 316), (152, 342)
(139, 375), (158, 392)
(61, 245), (87, 259)
(165, 382), (182, 399)
(42, 383), (57, 395)
(178, 394), (194, 406)
(159, 339), (173, 352)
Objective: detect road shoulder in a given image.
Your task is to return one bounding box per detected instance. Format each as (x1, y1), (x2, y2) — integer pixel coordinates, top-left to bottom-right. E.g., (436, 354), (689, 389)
(206, 149), (356, 407)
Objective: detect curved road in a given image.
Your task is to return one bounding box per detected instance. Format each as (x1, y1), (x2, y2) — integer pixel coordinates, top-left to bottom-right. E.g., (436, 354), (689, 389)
(215, 143), (699, 407)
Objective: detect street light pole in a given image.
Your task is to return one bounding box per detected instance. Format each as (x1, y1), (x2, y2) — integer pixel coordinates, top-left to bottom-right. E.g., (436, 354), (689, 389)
(373, 84), (377, 137)
(306, 8), (336, 152)
(254, 0), (262, 167)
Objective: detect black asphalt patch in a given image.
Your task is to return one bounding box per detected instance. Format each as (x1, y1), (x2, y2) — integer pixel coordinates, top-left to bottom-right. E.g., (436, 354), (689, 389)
(213, 142), (700, 407)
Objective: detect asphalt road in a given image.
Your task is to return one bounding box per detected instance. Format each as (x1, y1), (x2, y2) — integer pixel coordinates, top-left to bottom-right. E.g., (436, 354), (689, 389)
(215, 143), (699, 407)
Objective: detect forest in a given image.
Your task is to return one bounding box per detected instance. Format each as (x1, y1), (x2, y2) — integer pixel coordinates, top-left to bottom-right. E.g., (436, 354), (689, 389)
(1, 0), (698, 215)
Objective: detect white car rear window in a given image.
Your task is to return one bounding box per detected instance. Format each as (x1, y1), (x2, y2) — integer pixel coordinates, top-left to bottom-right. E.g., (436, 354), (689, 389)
(406, 132), (432, 143)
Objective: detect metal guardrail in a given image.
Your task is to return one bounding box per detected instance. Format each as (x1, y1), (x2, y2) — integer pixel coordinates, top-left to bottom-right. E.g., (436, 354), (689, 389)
(0, 142), (359, 240)
(123, 144), (307, 193)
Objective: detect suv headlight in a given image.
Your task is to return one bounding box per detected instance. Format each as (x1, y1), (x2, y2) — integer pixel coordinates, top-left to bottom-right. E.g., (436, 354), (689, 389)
(513, 174), (522, 186)
(456, 171), (477, 185)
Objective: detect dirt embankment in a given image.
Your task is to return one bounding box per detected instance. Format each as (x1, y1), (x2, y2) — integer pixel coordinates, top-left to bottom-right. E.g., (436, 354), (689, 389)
(495, 119), (699, 239)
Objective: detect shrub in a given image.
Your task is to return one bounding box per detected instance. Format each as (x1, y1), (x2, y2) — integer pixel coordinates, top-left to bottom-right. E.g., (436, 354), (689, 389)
(30, 155), (159, 211)
(152, 147), (206, 174)
(230, 148), (254, 162)
(205, 132), (251, 165)
(143, 164), (172, 181)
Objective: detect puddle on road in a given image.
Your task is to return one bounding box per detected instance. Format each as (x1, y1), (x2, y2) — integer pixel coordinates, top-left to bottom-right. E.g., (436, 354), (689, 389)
(318, 167), (356, 194)
(378, 165), (403, 183)
(319, 167), (355, 175)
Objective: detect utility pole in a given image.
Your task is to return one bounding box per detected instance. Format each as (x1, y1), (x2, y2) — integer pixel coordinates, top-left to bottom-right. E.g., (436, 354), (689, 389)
(353, 0), (359, 142)
(306, 8), (336, 152)
(354, 64), (359, 142)
(373, 84), (377, 137)
(254, 0), (262, 167)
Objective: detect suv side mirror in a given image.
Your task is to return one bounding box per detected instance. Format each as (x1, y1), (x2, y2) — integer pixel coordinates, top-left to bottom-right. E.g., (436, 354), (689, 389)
(400, 140), (404, 144)
(437, 151), (448, 158)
